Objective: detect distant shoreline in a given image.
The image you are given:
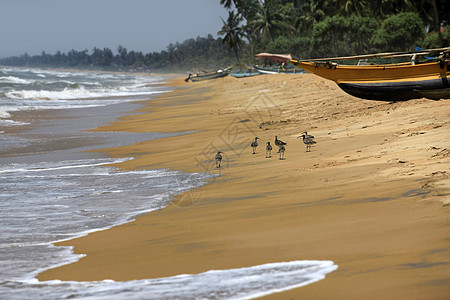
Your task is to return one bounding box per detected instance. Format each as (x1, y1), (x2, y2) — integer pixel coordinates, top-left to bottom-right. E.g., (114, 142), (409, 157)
(0, 64), (187, 77)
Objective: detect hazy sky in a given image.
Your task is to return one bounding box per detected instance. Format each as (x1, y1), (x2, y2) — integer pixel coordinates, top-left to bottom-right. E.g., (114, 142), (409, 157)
(0, 0), (229, 58)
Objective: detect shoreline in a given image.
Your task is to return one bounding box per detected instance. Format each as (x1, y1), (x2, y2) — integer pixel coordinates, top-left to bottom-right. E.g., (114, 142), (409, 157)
(37, 74), (449, 299)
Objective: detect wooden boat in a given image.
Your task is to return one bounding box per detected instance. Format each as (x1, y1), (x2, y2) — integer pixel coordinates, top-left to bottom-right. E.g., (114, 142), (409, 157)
(230, 65), (262, 78)
(254, 53), (303, 74)
(254, 65), (304, 75)
(230, 71), (262, 78)
(289, 47), (450, 101)
(185, 67), (231, 82)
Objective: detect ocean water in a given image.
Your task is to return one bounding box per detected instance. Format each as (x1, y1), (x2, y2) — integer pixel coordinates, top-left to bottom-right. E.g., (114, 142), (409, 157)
(0, 67), (167, 123)
(0, 67), (337, 299)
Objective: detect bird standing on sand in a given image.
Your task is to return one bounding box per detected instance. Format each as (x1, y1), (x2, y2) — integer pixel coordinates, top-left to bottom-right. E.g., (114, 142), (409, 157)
(274, 135), (287, 153)
(215, 151), (223, 168)
(278, 144), (286, 160)
(275, 135), (287, 147)
(251, 137), (260, 154)
(298, 132), (316, 152)
(266, 142), (272, 158)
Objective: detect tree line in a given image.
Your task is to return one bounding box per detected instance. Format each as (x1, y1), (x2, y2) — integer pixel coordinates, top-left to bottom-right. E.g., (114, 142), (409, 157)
(1, 0), (449, 71)
(0, 35), (235, 72)
(218, 0), (449, 62)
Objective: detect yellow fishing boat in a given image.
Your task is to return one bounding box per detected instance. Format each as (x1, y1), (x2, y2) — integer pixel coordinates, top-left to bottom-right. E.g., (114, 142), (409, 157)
(287, 47), (450, 101)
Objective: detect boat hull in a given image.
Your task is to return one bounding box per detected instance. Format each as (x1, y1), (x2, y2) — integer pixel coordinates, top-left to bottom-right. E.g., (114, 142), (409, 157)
(187, 67), (231, 82)
(339, 77), (450, 101)
(230, 72), (261, 78)
(254, 66), (303, 74)
(190, 71), (229, 82)
(291, 59), (450, 101)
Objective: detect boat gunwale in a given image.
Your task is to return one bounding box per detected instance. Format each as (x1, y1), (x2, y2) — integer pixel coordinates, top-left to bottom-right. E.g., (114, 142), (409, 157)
(291, 60), (449, 83)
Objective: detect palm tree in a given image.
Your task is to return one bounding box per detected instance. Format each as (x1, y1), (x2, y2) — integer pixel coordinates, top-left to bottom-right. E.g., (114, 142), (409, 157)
(366, 0), (416, 21)
(221, 0), (261, 24)
(336, 0), (366, 16)
(220, 0), (235, 9)
(298, 0), (325, 34)
(218, 10), (245, 63)
(251, 0), (294, 43)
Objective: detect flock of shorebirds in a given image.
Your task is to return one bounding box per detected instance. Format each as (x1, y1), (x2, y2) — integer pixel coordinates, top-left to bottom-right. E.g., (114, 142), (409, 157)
(215, 131), (316, 168)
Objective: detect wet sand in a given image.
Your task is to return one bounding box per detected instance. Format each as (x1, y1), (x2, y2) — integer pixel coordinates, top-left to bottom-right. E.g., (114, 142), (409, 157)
(38, 74), (450, 299)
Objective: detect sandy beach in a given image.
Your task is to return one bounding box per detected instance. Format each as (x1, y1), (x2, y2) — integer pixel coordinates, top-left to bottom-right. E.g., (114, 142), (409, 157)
(37, 73), (450, 299)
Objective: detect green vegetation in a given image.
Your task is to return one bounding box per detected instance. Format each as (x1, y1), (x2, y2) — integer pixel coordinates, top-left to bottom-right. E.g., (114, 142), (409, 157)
(0, 35), (235, 72)
(1, 0), (449, 71)
(219, 0), (449, 60)
(218, 10), (245, 63)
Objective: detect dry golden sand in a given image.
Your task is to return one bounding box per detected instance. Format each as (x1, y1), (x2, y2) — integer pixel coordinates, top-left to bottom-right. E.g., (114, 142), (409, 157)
(38, 74), (449, 299)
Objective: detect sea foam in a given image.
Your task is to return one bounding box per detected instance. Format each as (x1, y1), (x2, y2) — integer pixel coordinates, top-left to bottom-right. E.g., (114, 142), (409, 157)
(9, 260), (337, 300)
(0, 76), (33, 85)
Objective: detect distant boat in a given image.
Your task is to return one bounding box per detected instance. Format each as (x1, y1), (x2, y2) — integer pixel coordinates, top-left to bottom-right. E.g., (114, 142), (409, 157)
(230, 65), (262, 78)
(185, 67), (231, 82)
(230, 71), (262, 78)
(287, 47), (450, 101)
(253, 65), (304, 75)
(254, 53), (303, 74)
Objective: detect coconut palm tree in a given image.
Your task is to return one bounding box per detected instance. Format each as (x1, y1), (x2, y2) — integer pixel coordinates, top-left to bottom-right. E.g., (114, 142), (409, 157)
(297, 0), (325, 34)
(218, 10), (245, 63)
(250, 0), (294, 43)
(220, 0), (235, 9)
(336, 0), (366, 16)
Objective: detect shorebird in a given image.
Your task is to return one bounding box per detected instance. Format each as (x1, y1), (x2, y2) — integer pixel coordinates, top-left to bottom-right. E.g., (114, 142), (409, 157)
(298, 132), (316, 152)
(278, 144), (286, 160)
(265, 142), (272, 158)
(215, 151), (223, 168)
(302, 131), (315, 139)
(297, 131), (315, 143)
(274, 135), (287, 147)
(274, 135), (287, 153)
(251, 137), (260, 154)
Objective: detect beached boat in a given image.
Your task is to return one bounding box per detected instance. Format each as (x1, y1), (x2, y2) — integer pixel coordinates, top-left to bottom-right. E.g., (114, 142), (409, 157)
(230, 65), (262, 78)
(288, 47), (450, 101)
(185, 67), (231, 82)
(230, 71), (262, 78)
(254, 65), (304, 75)
(254, 53), (303, 74)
